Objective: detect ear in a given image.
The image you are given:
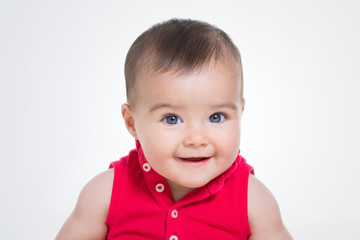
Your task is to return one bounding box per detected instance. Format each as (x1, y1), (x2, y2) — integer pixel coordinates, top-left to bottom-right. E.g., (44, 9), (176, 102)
(121, 104), (138, 139)
(241, 98), (245, 112)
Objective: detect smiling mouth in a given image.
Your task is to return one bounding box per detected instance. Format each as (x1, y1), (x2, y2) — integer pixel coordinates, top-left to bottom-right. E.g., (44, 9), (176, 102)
(180, 157), (209, 161)
(178, 157), (211, 165)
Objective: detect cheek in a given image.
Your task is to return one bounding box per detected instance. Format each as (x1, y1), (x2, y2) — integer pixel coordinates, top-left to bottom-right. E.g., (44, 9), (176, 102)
(138, 125), (178, 156)
(213, 124), (241, 152)
(218, 123), (240, 141)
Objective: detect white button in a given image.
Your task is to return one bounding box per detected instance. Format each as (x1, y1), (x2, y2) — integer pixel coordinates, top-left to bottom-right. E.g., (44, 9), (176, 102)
(142, 163), (151, 172)
(169, 235), (178, 240)
(171, 209), (178, 218)
(156, 183), (165, 192)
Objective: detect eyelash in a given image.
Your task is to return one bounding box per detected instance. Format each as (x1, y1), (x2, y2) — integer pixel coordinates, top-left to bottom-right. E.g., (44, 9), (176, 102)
(162, 114), (182, 125)
(161, 112), (228, 125)
(208, 112), (227, 123)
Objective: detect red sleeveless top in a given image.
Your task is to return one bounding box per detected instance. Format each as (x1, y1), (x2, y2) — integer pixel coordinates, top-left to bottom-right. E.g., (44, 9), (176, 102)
(106, 141), (253, 240)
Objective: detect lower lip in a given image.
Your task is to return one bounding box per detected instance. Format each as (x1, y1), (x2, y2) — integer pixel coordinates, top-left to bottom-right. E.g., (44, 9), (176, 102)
(179, 157), (211, 166)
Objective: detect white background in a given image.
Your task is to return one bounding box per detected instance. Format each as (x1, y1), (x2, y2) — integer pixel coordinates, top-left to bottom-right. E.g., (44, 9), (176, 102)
(1, 0), (359, 239)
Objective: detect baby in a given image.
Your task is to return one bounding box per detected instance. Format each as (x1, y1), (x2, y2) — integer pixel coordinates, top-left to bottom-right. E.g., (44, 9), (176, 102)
(56, 19), (292, 240)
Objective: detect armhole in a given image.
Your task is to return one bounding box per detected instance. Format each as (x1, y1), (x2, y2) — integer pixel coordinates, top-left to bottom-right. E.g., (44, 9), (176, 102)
(105, 159), (124, 227)
(239, 157), (254, 238)
(245, 172), (254, 237)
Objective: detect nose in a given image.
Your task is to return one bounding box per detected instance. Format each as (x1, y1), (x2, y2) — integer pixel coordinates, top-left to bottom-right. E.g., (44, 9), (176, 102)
(183, 124), (208, 148)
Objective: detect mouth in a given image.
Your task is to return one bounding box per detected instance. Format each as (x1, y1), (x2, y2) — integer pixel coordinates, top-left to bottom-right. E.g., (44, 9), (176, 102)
(178, 157), (211, 165)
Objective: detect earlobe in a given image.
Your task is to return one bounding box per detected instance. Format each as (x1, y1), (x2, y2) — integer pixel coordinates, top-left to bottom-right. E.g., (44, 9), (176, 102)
(121, 104), (138, 139)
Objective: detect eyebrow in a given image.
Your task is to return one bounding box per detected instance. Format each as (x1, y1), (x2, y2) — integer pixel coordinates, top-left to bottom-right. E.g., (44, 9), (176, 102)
(149, 103), (182, 113)
(149, 102), (238, 112)
(210, 103), (238, 110)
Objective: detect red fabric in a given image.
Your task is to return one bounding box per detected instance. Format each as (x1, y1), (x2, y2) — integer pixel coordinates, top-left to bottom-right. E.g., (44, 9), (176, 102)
(106, 141), (254, 240)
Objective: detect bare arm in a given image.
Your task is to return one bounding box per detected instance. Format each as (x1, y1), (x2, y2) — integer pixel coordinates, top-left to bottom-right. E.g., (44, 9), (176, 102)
(248, 175), (293, 240)
(55, 169), (114, 240)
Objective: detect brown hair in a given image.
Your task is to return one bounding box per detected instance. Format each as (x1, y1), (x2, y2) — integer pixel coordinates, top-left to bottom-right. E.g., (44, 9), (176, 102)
(124, 18), (243, 105)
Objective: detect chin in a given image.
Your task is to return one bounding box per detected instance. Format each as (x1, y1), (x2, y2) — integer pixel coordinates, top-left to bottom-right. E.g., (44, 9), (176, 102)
(181, 179), (210, 189)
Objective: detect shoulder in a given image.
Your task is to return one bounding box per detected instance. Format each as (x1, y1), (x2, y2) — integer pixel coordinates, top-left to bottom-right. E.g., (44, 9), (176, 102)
(56, 169), (114, 240)
(76, 169), (114, 217)
(247, 175), (293, 240)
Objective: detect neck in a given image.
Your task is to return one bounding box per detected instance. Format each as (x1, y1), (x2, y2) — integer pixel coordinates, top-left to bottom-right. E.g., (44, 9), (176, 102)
(166, 179), (195, 202)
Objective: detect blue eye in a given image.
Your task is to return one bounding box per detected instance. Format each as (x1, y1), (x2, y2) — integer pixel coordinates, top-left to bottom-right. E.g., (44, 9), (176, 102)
(163, 115), (181, 125)
(208, 113), (225, 123)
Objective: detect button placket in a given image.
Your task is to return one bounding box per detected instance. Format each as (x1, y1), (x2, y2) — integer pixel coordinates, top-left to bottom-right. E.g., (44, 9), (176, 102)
(169, 235), (178, 240)
(155, 183), (165, 192)
(171, 209), (178, 218)
(142, 163), (151, 172)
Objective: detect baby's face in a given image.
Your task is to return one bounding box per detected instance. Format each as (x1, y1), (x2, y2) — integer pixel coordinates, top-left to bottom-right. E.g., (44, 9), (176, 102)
(129, 61), (243, 194)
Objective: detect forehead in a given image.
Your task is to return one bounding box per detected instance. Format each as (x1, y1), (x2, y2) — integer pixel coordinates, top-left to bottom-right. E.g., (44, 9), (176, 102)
(132, 59), (241, 109)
